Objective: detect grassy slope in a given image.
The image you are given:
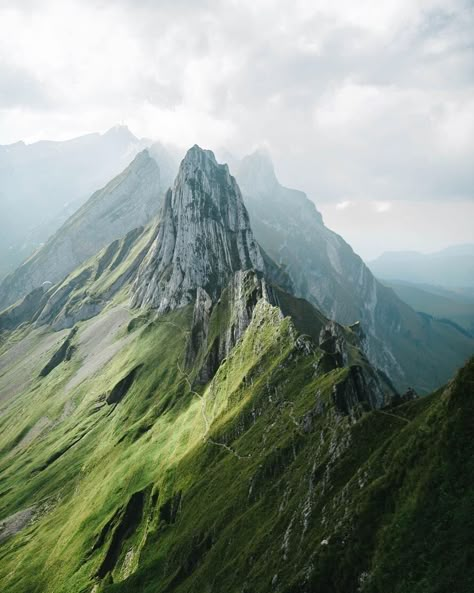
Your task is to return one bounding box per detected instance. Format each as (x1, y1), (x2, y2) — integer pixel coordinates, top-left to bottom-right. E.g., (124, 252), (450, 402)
(105, 358), (474, 593)
(0, 268), (472, 593)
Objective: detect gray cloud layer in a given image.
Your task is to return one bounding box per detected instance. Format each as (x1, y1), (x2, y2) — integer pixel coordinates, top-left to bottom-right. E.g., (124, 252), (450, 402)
(1, 0), (473, 210)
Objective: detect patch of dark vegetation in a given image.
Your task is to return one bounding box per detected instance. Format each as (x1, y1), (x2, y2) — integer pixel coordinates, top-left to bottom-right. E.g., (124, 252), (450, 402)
(248, 437), (304, 503)
(0, 424), (32, 456)
(39, 327), (77, 377)
(158, 491), (182, 525)
(32, 430), (87, 474)
(106, 365), (144, 405)
(96, 488), (147, 579)
(116, 419), (154, 446)
(165, 530), (214, 591)
(0, 487), (13, 500)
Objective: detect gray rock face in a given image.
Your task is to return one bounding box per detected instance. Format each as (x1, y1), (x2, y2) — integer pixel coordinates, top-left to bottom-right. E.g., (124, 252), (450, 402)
(236, 150), (474, 392)
(188, 270), (275, 383)
(131, 146), (264, 312)
(331, 364), (387, 420)
(0, 150), (163, 312)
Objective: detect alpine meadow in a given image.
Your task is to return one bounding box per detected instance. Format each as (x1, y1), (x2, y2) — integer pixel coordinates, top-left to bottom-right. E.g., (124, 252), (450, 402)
(0, 2), (473, 593)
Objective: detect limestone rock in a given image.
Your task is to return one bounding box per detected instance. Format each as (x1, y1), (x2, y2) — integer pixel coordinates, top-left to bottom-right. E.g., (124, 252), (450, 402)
(131, 146), (264, 313)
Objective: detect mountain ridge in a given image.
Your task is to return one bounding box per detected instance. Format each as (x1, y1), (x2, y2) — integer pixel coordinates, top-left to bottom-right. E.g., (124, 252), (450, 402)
(0, 126), (149, 278)
(0, 143), (472, 593)
(234, 151), (474, 392)
(1, 144), (472, 395)
(0, 149), (163, 312)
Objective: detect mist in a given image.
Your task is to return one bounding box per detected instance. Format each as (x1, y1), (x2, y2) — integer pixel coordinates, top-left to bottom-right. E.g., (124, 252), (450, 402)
(0, 0), (473, 259)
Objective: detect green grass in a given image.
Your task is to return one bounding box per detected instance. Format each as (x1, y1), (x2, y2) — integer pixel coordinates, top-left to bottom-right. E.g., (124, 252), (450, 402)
(0, 281), (472, 593)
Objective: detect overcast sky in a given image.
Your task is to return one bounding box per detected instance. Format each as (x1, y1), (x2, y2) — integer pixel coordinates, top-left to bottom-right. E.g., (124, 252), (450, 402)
(0, 0), (473, 258)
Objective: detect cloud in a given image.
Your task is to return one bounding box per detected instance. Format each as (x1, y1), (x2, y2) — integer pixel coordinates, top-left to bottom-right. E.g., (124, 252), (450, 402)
(320, 199), (474, 260)
(373, 201), (392, 213)
(0, 0), (472, 209)
(335, 200), (353, 210)
(0, 63), (52, 109)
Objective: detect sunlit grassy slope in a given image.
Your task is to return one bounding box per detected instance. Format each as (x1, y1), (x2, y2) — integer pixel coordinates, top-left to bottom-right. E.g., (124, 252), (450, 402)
(0, 289), (472, 592)
(0, 232), (472, 592)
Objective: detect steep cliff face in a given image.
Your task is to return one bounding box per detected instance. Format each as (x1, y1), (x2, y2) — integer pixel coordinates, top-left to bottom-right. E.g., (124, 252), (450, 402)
(0, 150), (163, 311)
(185, 269), (278, 383)
(131, 146), (264, 312)
(237, 150), (474, 392)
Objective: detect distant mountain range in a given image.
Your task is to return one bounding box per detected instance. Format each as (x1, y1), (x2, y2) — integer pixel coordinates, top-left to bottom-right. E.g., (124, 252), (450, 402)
(381, 279), (474, 336)
(368, 245), (474, 288)
(0, 126), (148, 278)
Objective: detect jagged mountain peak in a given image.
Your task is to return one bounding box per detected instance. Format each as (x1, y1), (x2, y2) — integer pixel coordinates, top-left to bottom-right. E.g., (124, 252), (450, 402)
(183, 143), (218, 165)
(102, 124), (137, 142)
(169, 144), (253, 233)
(131, 145), (264, 312)
(237, 147), (278, 195)
(0, 147), (163, 311)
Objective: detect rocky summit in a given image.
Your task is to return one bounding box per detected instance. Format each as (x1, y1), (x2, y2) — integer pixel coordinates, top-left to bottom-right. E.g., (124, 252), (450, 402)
(131, 145), (264, 312)
(0, 144), (472, 593)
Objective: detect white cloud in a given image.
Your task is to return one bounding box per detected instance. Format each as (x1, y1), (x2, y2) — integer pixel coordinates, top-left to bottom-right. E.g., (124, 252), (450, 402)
(0, 0), (472, 221)
(320, 200), (474, 260)
(373, 201), (392, 213)
(335, 200), (354, 210)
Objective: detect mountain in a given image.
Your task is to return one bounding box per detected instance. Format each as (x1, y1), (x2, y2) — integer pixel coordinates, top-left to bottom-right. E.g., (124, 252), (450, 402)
(0, 145), (472, 593)
(382, 279), (474, 336)
(0, 126), (148, 279)
(1, 143), (472, 393)
(0, 149), (164, 312)
(368, 245), (474, 288)
(131, 145), (265, 312)
(234, 150), (474, 393)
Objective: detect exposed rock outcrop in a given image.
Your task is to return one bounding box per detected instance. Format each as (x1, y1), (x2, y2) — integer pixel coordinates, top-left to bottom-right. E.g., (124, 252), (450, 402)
(318, 321), (348, 372)
(332, 364), (388, 419)
(131, 146), (264, 313)
(236, 150), (474, 392)
(188, 270), (276, 383)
